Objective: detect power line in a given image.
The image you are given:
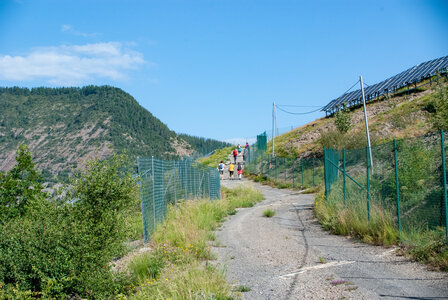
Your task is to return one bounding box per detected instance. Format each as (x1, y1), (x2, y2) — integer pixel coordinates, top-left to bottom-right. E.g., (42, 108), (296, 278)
(276, 104), (322, 108)
(275, 105), (323, 115)
(340, 79), (361, 96)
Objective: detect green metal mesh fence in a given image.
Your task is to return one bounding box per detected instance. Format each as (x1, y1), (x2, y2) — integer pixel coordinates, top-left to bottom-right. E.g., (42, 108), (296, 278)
(324, 130), (448, 244)
(245, 144), (324, 189)
(137, 157), (221, 242)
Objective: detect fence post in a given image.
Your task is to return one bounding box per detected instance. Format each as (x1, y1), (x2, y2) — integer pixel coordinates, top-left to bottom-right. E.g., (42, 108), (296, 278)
(301, 160), (304, 188)
(292, 159), (295, 187)
(343, 149), (346, 207)
(152, 156), (156, 233)
(174, 162), (177, 205)
(275, 157), (278, 181)
(313, 158), (315, 186)
(208, 169), (211, 199)
(366, 147), (371, 222)
(137, 157), (148, 243)
(284, 158), (287, 183)
(324, 148), (328, 201)
(184, 160), (188, 200)
(441, 130), (448, 246)
(394, 139), (401, 236)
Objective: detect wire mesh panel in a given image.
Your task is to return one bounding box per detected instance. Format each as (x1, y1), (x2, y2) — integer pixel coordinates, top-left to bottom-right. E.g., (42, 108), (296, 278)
(323, 131), (448, 244)
(138, 157), (221, 242)
(245, 144), (324, 189)
(397, 134), (443, 232)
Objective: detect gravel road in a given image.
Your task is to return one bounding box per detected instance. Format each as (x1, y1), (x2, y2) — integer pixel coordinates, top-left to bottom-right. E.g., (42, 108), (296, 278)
(213, 179), (448, 299)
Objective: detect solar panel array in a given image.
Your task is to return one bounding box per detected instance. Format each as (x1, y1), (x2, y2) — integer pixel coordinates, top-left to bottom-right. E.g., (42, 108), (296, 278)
(322, 56), (448, 115)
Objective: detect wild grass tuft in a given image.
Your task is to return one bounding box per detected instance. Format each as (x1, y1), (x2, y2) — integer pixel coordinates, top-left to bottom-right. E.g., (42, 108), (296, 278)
(263, 208), (276, 218)
(314, 185), (448, 270)
(128, 185), (264, 299)
(234, 285), (251, 292)
(400, 227), (448, 271)
(314, 187), (399, 246)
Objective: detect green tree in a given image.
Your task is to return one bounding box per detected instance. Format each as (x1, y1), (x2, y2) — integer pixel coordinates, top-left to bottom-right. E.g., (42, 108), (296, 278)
(431, 82), (448, 131)
(0, 149), (137, 298)
(334, 103), (352, 134)
(0, 144), (45, 221)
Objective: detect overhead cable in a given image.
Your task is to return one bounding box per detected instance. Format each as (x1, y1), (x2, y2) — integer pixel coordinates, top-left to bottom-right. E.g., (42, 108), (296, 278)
(275, 105), (323, 115)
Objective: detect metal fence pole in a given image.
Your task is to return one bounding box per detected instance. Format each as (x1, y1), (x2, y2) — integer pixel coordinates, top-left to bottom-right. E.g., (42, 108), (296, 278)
(292, 159), (295, 187)
(394, 139), (401, 235)
(366, 147), (371, 222)
(301, 160), (304, 188)
(441, 130), (448, 246)
(152, 156), (156, 232)
(284, 158), (287, 183)
(174, 162), (177, 204)
(343, 149), (346, 207)
(275, 157), (278, 181)
(313, 158), (315, 186)
(184, 161), (188, 200)
(324, 148), (328, 201)
(137, 157), (148, 243)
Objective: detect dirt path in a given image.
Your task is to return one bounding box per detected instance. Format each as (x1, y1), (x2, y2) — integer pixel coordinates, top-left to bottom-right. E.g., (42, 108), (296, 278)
(213, 180), (448, 299)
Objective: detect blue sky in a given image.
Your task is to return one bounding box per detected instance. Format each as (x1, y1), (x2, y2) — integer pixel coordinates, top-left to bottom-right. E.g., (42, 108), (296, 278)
(1, 0), (447, 143)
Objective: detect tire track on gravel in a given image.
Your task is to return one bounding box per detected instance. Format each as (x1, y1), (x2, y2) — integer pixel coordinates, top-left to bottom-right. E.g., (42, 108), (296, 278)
(213, 181), (448, 299)
(285, 202), (311, 299)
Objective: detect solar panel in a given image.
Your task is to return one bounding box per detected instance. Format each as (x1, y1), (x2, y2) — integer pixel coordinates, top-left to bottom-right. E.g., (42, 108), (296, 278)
(323, 55), (448, 114)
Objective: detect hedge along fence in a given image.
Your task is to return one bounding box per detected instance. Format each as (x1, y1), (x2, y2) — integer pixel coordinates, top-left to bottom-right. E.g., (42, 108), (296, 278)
(244, 144), (324, 189)
(137, 157), (221, 242)
(324, 130), (448, 245)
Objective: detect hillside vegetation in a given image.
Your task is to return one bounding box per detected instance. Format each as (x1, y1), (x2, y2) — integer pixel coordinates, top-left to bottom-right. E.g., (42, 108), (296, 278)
(0, 86), (228, 182)
(271, 78), (448, 158)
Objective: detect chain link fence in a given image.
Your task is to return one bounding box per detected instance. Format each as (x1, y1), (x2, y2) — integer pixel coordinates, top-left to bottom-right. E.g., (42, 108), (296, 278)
(244, 134), (324, 189)
(137, 157), (221, 242)
(324, 130), (448, 244)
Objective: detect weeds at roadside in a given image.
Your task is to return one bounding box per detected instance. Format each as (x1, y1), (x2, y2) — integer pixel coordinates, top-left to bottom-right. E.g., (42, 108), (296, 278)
(127, 185), (264, 299)
(263, 208), (276, 218)
(234, 285), (251, 292)
(313, 186), (448, 271)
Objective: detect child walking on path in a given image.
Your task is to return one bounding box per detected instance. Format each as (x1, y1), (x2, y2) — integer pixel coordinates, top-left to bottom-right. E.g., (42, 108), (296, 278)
(229, 162), (235, 180)
(218, 161), (225, 180)
(237, 162), (243, 180)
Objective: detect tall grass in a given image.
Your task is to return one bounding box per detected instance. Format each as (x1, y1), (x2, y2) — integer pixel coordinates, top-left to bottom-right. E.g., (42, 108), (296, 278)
(314, 182), (399, 246)
(128, 185), (264, 299)
(314, 183), (448, 270)
(198, 146), (235, 167)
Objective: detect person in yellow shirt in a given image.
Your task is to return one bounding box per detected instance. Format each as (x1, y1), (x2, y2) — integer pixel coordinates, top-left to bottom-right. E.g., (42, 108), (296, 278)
(228, 162), (234, 180)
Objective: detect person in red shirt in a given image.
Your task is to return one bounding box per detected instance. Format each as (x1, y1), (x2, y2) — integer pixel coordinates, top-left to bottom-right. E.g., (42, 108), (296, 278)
(233, 149), (238, 163)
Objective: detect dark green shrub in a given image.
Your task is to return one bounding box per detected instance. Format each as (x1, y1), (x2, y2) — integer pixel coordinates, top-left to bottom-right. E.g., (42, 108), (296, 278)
(0, 147), (137, 298)
(431, 82), (448, 130)
(0, 144), (45, 222)
(334, 103), (352, 134)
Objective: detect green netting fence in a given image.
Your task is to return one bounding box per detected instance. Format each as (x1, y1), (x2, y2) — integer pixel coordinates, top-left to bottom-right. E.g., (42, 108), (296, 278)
(324, 130), (448, 245)
(137, 157), (221, 242)
(245, 143), (324, 189)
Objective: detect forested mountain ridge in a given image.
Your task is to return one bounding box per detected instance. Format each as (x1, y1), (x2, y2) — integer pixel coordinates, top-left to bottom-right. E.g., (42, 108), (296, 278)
(0, 85), (225, 182)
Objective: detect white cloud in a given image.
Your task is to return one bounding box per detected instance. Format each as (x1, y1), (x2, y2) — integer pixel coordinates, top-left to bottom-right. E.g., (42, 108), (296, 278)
(0, 42), (147, 85)
(225, 137), (257, 145)
(61, 24), (98, 38)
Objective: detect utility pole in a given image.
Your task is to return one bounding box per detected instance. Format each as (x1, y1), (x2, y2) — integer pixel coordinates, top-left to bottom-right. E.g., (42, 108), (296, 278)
(360, 75), (373, 169)
(272, 102), (276, 156)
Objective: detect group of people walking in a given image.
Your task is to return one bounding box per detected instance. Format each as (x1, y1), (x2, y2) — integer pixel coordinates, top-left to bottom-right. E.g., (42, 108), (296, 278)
(232, 142), (249, 164)
(218, 142), (249, 180)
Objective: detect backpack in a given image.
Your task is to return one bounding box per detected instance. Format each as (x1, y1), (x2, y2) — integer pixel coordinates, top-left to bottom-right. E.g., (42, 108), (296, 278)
(237, 164), (242, 171)
(233, 150), (237, 156)
(219, 163), (224, 170)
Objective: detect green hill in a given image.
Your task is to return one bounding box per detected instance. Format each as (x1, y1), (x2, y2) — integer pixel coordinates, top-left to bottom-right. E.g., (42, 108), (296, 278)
(270, 79), (448, 158)
(0, 85), (225, 182)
